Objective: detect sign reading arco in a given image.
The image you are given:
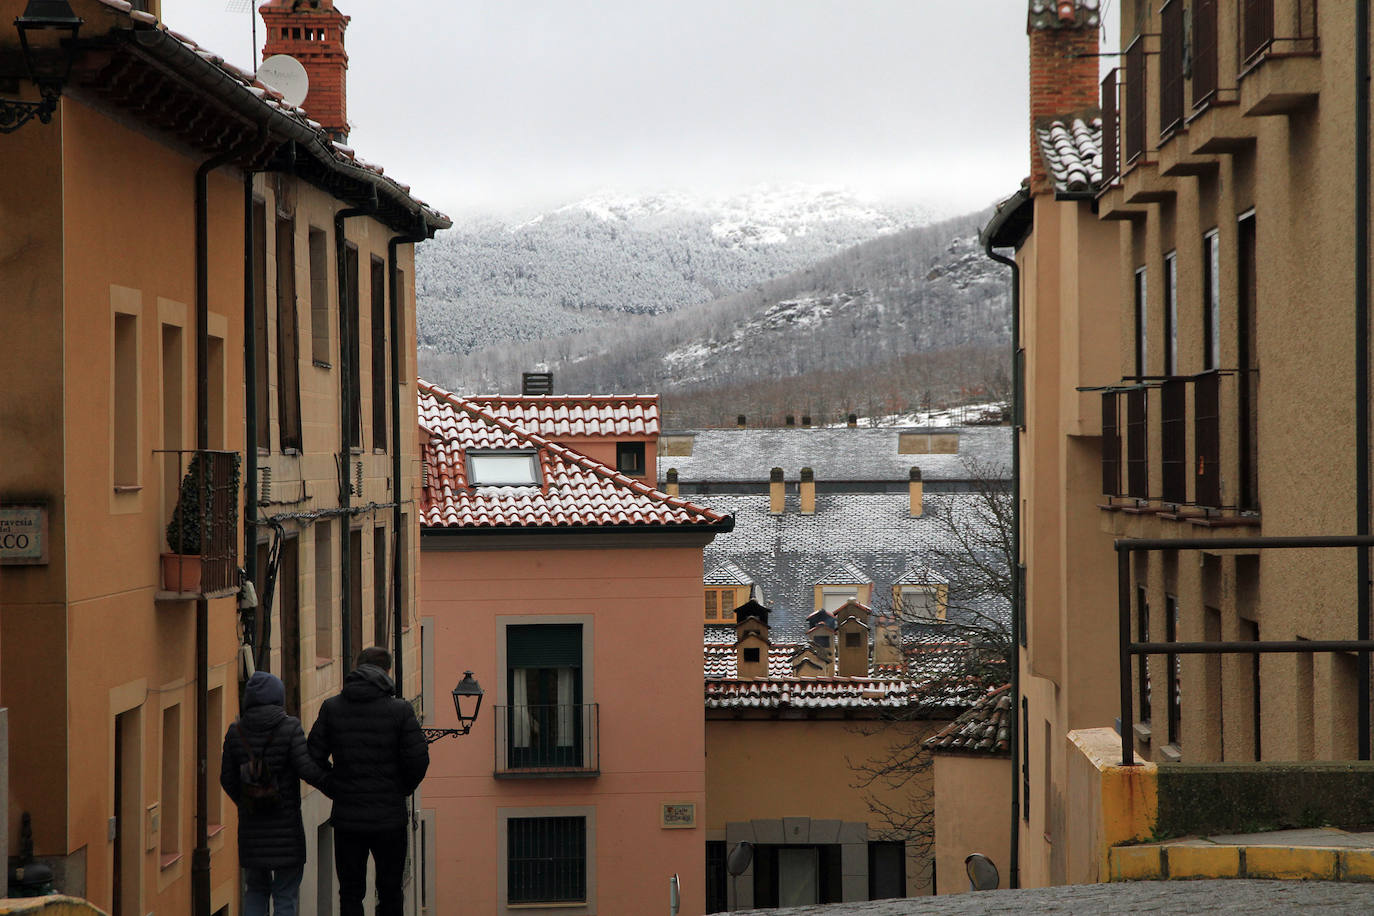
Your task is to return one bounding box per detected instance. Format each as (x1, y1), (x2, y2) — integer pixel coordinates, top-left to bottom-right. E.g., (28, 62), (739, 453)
(0, 503), (48, 565)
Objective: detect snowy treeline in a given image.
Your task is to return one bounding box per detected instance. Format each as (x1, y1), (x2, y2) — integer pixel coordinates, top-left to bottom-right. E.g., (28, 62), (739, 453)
(418, 208), (1012, 428)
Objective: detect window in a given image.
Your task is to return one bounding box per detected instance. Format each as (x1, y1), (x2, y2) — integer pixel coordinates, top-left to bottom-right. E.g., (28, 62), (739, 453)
(820, 587), (859, 613)
(1202, 229), (1220, 370)
(814, 634), (831, 648)
(845, 632), (862, 648)
(374, 524), (388, 648)
(751, 844), (842, 907)
(160, 704), (181, 862)
(868, 841), (906, 900)
(276, 215), (302, 451)
(207, 686), (223, 829)
(207, 334), (225, 450)
(896, 586), (944, 622)
(470, 451), (540, 486)
(1237, 211), (1259, 511)
(252, 199), (270, 451)
(346, 243), (361, 449)
(160, 323), (183, 509)
(1134, 267), (1148, 378)
(1163, 251), (1178, 375)
(507, 816), (586, 905)
(315, 522), (333, 663)
(281, 537), (301, 718)
(615, 442), (646, 476)
(505, 624), (587, 771)
(371, 255), (388, 451)
(1021, 698), (1030, 820)
(309, 227), (330, 366)
(113, 311), (140, 489)
(706, 841), (728, 914)
(704, 587), (738, 624)
(743, 647), (761, 664)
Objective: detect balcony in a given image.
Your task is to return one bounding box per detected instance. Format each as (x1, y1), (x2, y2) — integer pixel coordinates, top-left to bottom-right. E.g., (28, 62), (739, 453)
(1239, 0), (1321, 116)
(1100, 372), (1257, 518)
(494, 704), (600, 777)
(158, 448), (241, 599)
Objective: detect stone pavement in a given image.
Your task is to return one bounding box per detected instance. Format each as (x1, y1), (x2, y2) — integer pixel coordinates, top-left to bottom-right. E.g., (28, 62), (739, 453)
(724, 879), (1374, 915)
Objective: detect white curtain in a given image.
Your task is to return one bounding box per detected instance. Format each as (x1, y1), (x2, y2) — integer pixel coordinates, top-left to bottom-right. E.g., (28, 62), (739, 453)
(512, 669), (531, 748)
(556, 667), (575, 747)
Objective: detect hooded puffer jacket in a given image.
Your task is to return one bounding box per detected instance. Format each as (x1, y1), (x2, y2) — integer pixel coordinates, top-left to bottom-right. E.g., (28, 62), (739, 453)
(307, 664), (429, 833)
(220, 671), (329, 868)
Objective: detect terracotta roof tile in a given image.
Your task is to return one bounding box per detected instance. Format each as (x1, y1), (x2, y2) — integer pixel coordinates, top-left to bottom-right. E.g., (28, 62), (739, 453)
(923, 683), (1013, 756)
(418, 381), (729, 531)
(1036, 116), (1104, 194)
(467, 395), (660, 439)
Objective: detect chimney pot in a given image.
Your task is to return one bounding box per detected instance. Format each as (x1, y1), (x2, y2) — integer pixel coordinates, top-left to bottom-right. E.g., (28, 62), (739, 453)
(847, 413), (858, 428)
(665, 467), (679, 497)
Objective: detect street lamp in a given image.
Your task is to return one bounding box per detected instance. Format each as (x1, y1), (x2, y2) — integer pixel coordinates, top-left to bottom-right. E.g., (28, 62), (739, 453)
(422, 670), (484, 744)
(2, 0), (83, 134)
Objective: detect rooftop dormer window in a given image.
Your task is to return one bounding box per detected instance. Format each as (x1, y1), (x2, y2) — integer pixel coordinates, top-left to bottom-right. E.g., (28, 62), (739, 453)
(820, 587), (860, 613)
(468, 451), (540, 486)
(896, 584), (946, 623)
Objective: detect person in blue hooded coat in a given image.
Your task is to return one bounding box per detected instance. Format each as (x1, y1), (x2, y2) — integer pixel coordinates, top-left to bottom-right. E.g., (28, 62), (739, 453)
(221, 670), (330, 916)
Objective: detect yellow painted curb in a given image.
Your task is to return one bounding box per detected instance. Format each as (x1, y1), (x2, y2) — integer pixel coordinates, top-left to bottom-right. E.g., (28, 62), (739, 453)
(1244, 846), (1340, 880)
(1110, 845), (1163, 881)
(1166, 844), (1241, 879)
(1341, 849), (1374, 882)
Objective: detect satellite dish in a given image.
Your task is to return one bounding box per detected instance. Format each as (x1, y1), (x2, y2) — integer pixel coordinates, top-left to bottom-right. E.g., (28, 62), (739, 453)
(258, 54), (309, 108)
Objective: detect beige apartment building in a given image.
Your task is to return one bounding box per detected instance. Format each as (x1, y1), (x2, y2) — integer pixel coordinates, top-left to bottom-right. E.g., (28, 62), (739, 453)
(983, 0), (1374, 888)
(0, 1), (445, 913)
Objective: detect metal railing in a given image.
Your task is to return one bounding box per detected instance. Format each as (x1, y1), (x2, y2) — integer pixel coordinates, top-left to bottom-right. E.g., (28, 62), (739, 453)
(1160, 378), (1187, 503)
(1101, 68), (1120, 186)
(1241, 0), (1319, 68)
(1116, 535), (1374, 766)
(494, 704), (600, 777)
(159, 448), (241, 595)
(1125, 387), (1149, 498)
(1102, 391), (1122, 497)
(1125, 37), (1147, 166)
(1160, 0), (1186, 137)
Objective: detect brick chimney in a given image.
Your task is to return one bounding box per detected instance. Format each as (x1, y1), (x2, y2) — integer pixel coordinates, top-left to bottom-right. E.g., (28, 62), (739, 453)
(799, 467), (815, 515)
(260, 0), (351, 140)
(664, 468), (679, 497)
(1027, 0), (1101, 194)
(769, 467), (785, 515)
(909, 466), (924, 517)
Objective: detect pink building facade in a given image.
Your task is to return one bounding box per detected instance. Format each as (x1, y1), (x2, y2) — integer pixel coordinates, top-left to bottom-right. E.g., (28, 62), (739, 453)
(415, 384), (731, 915)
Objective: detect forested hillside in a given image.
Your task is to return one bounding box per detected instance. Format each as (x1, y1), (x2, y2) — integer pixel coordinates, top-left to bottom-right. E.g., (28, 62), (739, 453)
(414, 187), (934, 354)
(419, 207), (1011, 428)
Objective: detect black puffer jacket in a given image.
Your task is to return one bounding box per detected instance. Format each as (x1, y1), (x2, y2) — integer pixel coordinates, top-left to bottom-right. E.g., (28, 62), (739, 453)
(220, 672), (329, 868)
(308, 664), (429, 833)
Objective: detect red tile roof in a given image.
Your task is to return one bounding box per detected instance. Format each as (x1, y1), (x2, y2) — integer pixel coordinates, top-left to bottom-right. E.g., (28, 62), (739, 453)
(705, 677), (915, 711)
(466, 395), (660, 439)
(923, 683), (1012, 756)
(418, 381), (729, 531)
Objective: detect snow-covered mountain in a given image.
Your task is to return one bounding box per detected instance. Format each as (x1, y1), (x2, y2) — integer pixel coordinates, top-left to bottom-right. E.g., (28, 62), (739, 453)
(414, 185), (942, 355)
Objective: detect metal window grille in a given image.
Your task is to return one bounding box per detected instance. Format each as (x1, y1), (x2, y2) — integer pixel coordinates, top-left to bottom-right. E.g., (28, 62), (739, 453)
(1125, 37), (1146, 165)
(1102, 391), (1122, 497)
(1101, 69), (1120, 185)
(1125, 388), (1149, 499)
(507, 816), (586, 905)
(1194, 371), (1222, 507)
(1192, 0), (1219, 109)
(1160, 0), (1185, 136)
(1160, 378), (1187, 503)
(161, 448), (241, 594)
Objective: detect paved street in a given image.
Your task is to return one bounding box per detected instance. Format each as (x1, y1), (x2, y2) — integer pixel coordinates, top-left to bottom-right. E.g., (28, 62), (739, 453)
(724, 879), (1374, 915)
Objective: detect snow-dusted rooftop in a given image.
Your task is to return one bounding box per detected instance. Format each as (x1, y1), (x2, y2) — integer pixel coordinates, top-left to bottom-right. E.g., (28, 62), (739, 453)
(1036, 116), (1104, 195)
(658, 425), (1011, 484)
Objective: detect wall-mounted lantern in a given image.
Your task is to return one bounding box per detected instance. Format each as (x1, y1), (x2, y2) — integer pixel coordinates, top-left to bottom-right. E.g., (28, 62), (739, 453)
(2, 0), (83, 134)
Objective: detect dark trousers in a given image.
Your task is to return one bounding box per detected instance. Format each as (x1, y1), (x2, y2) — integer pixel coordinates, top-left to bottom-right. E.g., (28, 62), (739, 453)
(334, 827), (408, 916)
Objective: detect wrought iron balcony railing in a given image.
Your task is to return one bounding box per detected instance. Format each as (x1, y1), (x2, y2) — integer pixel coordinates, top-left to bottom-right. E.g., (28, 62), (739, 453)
(159, 448), (241, 597)
(1241, 0), (1319, 69)
(1192, 0), (1220, 110)
(1101, 68), (1120, 187)
(1124, 36), (1147, 166)
(1159, 0), (1186, 137)
(494, 704), (600, 777)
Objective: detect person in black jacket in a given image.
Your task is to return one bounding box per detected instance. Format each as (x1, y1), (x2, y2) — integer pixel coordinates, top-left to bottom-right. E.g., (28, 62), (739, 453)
(221, 670), (329, 916)
(308, 646), (429, 916)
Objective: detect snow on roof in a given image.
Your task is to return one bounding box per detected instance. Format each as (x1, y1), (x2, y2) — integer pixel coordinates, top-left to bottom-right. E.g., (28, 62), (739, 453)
(658, 426), (1011, 484)
(466, 395), (660, 439)
(1036, 116), (1104, 195)
(417, 381), (728, 531)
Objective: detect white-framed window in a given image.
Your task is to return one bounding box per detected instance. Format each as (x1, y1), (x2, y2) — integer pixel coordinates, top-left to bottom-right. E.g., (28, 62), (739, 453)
(896, 585), (944, 622)
(469, 451), (540, 486)
(821, 587), (859, 613)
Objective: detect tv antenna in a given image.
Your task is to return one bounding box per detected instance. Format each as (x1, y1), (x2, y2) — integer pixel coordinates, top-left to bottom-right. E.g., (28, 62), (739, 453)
(224, 0), (258, 76)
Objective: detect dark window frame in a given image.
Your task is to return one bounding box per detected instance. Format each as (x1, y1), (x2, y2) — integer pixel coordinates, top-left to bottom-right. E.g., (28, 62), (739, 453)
(507, 816), (587, 906)
(615, 441), (646, 476)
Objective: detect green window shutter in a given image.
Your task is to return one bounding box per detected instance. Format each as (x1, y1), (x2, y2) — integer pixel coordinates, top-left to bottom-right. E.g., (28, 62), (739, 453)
(507, 624), (582, 668)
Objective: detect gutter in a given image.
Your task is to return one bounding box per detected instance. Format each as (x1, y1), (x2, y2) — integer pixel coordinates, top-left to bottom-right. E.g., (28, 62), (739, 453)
(420, 517), (737, 538)
(387, 219), (429, 699)
(981, 187), (1028, 890)
(1357, 0), (1370, 760)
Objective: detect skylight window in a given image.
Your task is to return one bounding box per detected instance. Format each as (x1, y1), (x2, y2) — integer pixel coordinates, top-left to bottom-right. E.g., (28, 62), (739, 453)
(468, 451), (540, 486)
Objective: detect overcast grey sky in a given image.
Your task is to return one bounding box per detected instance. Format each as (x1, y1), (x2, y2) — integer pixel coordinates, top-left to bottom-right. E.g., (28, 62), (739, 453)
(160, 1), (1117, 218)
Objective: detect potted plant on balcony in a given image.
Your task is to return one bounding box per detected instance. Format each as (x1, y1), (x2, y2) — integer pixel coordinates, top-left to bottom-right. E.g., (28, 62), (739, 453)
(161, 451), (240, 594)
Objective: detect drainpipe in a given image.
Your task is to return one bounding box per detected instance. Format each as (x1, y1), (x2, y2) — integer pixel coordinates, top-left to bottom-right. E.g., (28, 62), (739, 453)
(983, 236), (1021, 889)
(388, 217), (429, 699)
(243, 173), (258, 661)
(193, 144), (238, 916)
(1357, 0), (1371, 760)
(336, 196), (376, 671)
